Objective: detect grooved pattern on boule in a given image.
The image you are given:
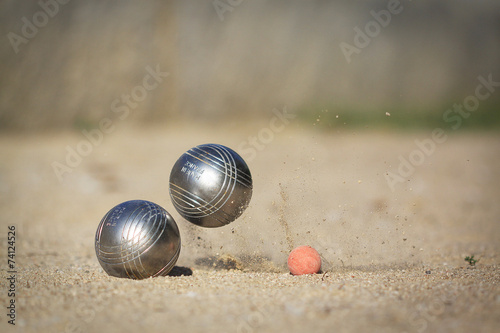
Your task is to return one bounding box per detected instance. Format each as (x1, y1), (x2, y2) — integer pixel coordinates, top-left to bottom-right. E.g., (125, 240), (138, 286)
(169, 144), (252, 228)
(95, 200), (180, 279)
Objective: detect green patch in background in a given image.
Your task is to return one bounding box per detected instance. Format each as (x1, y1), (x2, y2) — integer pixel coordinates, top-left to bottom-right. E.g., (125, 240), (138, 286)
(72, 117), (100, 131)
(298, 101), (500, 132)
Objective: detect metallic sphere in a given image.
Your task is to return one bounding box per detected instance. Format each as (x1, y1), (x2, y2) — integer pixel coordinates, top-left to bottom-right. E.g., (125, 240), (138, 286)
(95, 200), (181, 279)
(169, 144), (253, 228)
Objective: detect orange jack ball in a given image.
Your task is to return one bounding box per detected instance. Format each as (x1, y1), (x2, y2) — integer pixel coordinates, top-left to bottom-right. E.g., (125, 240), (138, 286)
(287, 245), (322, 275)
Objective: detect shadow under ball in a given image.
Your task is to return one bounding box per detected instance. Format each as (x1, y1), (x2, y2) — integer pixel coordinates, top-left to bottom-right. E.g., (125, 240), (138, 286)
(95, 200), (181, 279)
(169, 144), (253, 228)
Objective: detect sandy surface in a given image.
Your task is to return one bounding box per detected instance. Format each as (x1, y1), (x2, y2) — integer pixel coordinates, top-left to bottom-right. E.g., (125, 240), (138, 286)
(0, 122), (499, 332)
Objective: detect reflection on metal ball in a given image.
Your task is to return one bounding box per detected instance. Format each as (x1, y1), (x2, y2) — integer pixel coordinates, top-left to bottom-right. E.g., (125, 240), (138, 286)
(95, 200), (181, 279)
(169, 144), (253, 228)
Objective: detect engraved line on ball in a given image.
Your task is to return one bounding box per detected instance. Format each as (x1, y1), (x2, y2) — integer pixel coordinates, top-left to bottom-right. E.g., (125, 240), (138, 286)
(189, 145), (252, 187)
(99, 204), (166, 266)
(170, 166), (235, 215)
(119, 204), (165, 262)
(99, 205), (163, 259)
(122, 204), (163, 278)
(188, 145), (252, 188)
(171, 150), (238, 215)
(152, 243), (181, 277)
(121, 205), (168, 279)
(169, 183), (235, 220)
(194, 144), (240, 211)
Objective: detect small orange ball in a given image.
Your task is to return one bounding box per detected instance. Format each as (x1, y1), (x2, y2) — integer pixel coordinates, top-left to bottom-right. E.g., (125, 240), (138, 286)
(287, 245), (322, 275)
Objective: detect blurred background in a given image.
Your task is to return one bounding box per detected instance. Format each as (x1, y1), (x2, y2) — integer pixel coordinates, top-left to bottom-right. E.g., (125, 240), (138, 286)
(1, 3), (500, 332)
(1, 0), (499, 130)
(0, 0), (499, 271)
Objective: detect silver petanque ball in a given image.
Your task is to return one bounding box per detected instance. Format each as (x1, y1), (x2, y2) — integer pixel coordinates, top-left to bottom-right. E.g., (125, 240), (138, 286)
(95, 200), (181, 279)
(169, 143), (253, 228)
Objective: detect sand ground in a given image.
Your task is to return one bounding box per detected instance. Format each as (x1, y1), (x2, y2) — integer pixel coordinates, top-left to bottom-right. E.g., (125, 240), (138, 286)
(0, 122), (499, 332)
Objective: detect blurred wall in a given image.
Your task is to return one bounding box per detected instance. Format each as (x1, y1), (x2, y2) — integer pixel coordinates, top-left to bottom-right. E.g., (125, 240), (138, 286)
(0, 0), (499, 130)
